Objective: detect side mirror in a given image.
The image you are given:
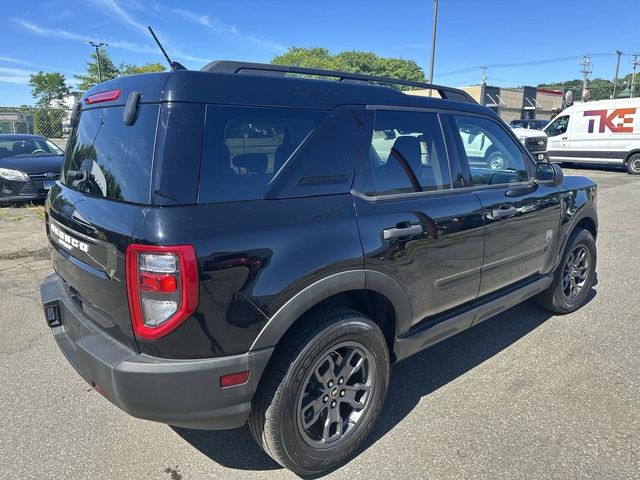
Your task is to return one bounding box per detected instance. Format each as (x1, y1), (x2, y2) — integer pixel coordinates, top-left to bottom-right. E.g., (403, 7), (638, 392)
(535, 162), (564, 187)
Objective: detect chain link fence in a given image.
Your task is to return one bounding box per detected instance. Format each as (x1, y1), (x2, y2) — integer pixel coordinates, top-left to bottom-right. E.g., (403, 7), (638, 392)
(0, 106), (72, 150)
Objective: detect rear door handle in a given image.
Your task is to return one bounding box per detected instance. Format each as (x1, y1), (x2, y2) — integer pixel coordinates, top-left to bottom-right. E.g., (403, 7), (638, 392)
(561, 136), (568, 140)
(383, 225), (423, 240)
(491, 206), (517, 220)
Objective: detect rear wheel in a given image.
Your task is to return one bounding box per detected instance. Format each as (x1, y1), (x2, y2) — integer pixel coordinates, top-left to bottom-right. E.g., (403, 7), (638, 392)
(626, 153), (640, 175)
(536, 228), (596, 314)
(249, 308), (390, 476)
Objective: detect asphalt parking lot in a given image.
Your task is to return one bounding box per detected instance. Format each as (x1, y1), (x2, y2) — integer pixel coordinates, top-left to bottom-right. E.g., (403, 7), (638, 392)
(1, 166), (639, 480)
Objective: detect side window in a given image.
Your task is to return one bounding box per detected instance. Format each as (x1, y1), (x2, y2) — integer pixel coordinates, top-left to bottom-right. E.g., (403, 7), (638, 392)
(451, 115), (529, 186)
(545, 115), (569, 137)
(199, 106), (326, 203)
(358, 110), (451, 196)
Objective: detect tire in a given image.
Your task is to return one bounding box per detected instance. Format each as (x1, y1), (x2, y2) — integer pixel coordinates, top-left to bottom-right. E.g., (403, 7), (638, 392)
(536, 228), (596, 314)
(486, 149), (506, 170)
(249, 308), (390, 476)
(626, 153), (640, 175)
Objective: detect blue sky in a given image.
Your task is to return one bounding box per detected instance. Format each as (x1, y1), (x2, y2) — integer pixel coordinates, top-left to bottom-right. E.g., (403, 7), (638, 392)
(2, 0), (640, 106)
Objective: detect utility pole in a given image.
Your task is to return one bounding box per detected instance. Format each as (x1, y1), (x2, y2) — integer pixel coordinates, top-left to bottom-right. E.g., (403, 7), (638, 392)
(580, 55), (592, 102)
(631, 54), (639, 98)
(85, 40), (108, 83)
(480, 65), (488, 86)
(612, 50), (623, 98)
(428, 0), (439, 85)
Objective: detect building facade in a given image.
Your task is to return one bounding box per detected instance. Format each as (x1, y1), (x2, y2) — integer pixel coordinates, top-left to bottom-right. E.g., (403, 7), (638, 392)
(409, 85), (564, 122)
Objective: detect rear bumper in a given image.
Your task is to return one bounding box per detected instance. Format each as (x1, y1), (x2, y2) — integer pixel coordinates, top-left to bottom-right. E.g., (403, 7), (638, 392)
(40, 273), (273, 430)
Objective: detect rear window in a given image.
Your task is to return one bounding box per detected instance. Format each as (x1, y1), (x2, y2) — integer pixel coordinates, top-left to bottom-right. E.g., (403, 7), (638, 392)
(199, 106), (326, 203)
(61, 105), (159, 204)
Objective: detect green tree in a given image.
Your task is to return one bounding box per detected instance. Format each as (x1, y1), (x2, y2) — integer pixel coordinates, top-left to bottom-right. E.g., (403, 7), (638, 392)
(75, 47), (119, 91)
(272, 47), (426, 87)
(119, 62), (166, 76)
(538, 78), (615, 101)
(28, 71), (69, 107)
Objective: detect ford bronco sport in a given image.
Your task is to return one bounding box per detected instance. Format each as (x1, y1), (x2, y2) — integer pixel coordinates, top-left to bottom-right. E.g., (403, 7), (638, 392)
(40, 61), (598, 475)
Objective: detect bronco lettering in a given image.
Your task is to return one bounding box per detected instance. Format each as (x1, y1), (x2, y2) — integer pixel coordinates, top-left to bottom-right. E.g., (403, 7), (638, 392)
(50, 223), (89, 253)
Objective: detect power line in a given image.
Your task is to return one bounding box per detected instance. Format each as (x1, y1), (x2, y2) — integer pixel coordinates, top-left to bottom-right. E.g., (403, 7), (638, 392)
(437, 52), (626, 78)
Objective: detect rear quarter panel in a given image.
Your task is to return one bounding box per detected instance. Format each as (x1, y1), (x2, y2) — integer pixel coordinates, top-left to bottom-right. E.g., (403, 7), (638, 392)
(132, 195), (363, 358)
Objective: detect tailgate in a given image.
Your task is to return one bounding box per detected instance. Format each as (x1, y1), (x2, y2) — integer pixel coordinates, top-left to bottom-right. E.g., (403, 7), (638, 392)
(47, 186), (145, 351)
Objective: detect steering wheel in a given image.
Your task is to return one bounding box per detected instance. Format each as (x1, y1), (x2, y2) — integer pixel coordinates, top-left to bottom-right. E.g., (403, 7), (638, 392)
(31, 149), (46, 154)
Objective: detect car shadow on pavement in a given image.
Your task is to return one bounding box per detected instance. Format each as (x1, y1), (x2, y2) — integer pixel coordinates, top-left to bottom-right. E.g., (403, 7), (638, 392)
(172, 289), (597, 475)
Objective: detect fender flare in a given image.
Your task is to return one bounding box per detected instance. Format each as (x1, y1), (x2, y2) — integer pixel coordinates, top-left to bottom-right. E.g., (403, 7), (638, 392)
(249, 269), (414, 351)
(555, 205), (598, 270)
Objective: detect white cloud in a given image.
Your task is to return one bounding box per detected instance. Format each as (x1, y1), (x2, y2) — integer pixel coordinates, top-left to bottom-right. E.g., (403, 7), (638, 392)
(11, 18), (209, 64)
(171, 7), (286, 52)
(0, 55), (80, 76)
(87, 0), (148, 34)
(0, 66), (35, 85)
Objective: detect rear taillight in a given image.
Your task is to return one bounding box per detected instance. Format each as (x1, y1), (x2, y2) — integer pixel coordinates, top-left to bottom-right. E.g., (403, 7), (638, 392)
(126, 244), (198, 340)
(84, 89), (121, 105)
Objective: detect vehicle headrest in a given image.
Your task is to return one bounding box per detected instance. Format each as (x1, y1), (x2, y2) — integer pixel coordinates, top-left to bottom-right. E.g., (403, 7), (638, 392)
(233, 153), (268, 174)
(12, 140), (35, 155)
(388, 136), (421, 168)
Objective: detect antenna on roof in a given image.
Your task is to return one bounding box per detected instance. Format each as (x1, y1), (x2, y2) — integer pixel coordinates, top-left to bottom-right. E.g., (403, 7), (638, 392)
(147, 26), (185, 71)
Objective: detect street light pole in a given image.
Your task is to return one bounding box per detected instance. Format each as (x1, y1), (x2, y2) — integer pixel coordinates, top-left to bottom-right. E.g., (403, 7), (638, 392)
(428, 0), (439, 85)
(612, 50), (623, 98)
(85, 41), (108, 83)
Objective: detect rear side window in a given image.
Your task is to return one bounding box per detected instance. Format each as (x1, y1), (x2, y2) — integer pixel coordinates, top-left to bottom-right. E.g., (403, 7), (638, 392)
(61, 105), (159, 204)
(199, 106), (326, 203)
(356, 109), (451, 196)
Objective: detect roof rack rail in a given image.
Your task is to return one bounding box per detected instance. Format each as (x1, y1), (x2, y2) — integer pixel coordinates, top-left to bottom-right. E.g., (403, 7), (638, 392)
(201, 60), (476, 103)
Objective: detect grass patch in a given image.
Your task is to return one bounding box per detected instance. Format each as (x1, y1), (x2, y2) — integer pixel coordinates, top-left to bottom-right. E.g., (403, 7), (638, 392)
(25, 203), (46, 221)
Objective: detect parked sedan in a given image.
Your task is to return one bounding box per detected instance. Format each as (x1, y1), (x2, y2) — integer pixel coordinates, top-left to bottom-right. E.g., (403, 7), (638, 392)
(0, 134), (64, 205)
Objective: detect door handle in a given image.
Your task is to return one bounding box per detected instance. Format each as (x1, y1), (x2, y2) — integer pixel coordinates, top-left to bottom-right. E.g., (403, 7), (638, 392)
(383, 224), (423, 240)
(561, 136), (568, 140)
(491, 206), (517, 220)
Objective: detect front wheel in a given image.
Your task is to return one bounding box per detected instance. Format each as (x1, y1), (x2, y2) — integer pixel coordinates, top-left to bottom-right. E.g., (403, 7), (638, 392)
(249, 308), (390, 476)
(536, 228), (596, 314)
(626, 153), (640, 175)
(486, 150), (506, 170)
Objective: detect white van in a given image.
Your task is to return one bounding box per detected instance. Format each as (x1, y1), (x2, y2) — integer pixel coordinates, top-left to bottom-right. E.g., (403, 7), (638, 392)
(544, 97), (640, 174)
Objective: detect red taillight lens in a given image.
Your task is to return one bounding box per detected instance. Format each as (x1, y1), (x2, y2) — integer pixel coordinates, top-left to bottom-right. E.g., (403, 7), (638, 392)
(84, 89), (121, 104)
(126, 244), (199, 340)
(140, 272), (177, 293)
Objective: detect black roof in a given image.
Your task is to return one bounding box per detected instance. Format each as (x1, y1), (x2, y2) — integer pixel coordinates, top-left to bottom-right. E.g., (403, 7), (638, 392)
(82, 60), (496, 118)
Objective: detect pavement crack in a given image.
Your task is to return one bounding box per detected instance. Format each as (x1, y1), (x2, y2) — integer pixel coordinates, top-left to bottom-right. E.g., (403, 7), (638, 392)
(0, 247), (50, 261)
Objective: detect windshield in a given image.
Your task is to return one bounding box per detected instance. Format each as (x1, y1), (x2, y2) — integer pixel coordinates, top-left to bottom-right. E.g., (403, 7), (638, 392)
(0, 137), (63, 159)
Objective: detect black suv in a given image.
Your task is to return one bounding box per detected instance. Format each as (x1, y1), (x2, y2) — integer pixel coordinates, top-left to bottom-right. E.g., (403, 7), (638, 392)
(40, 62), (598, 475)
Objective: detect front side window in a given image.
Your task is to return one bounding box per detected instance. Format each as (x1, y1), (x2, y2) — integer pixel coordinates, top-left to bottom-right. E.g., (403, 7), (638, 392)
(358, 110), (451, 196)
(545, 115), (569, 137)
(452, 115), (529, 186)
(199, 106), (326, 203)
